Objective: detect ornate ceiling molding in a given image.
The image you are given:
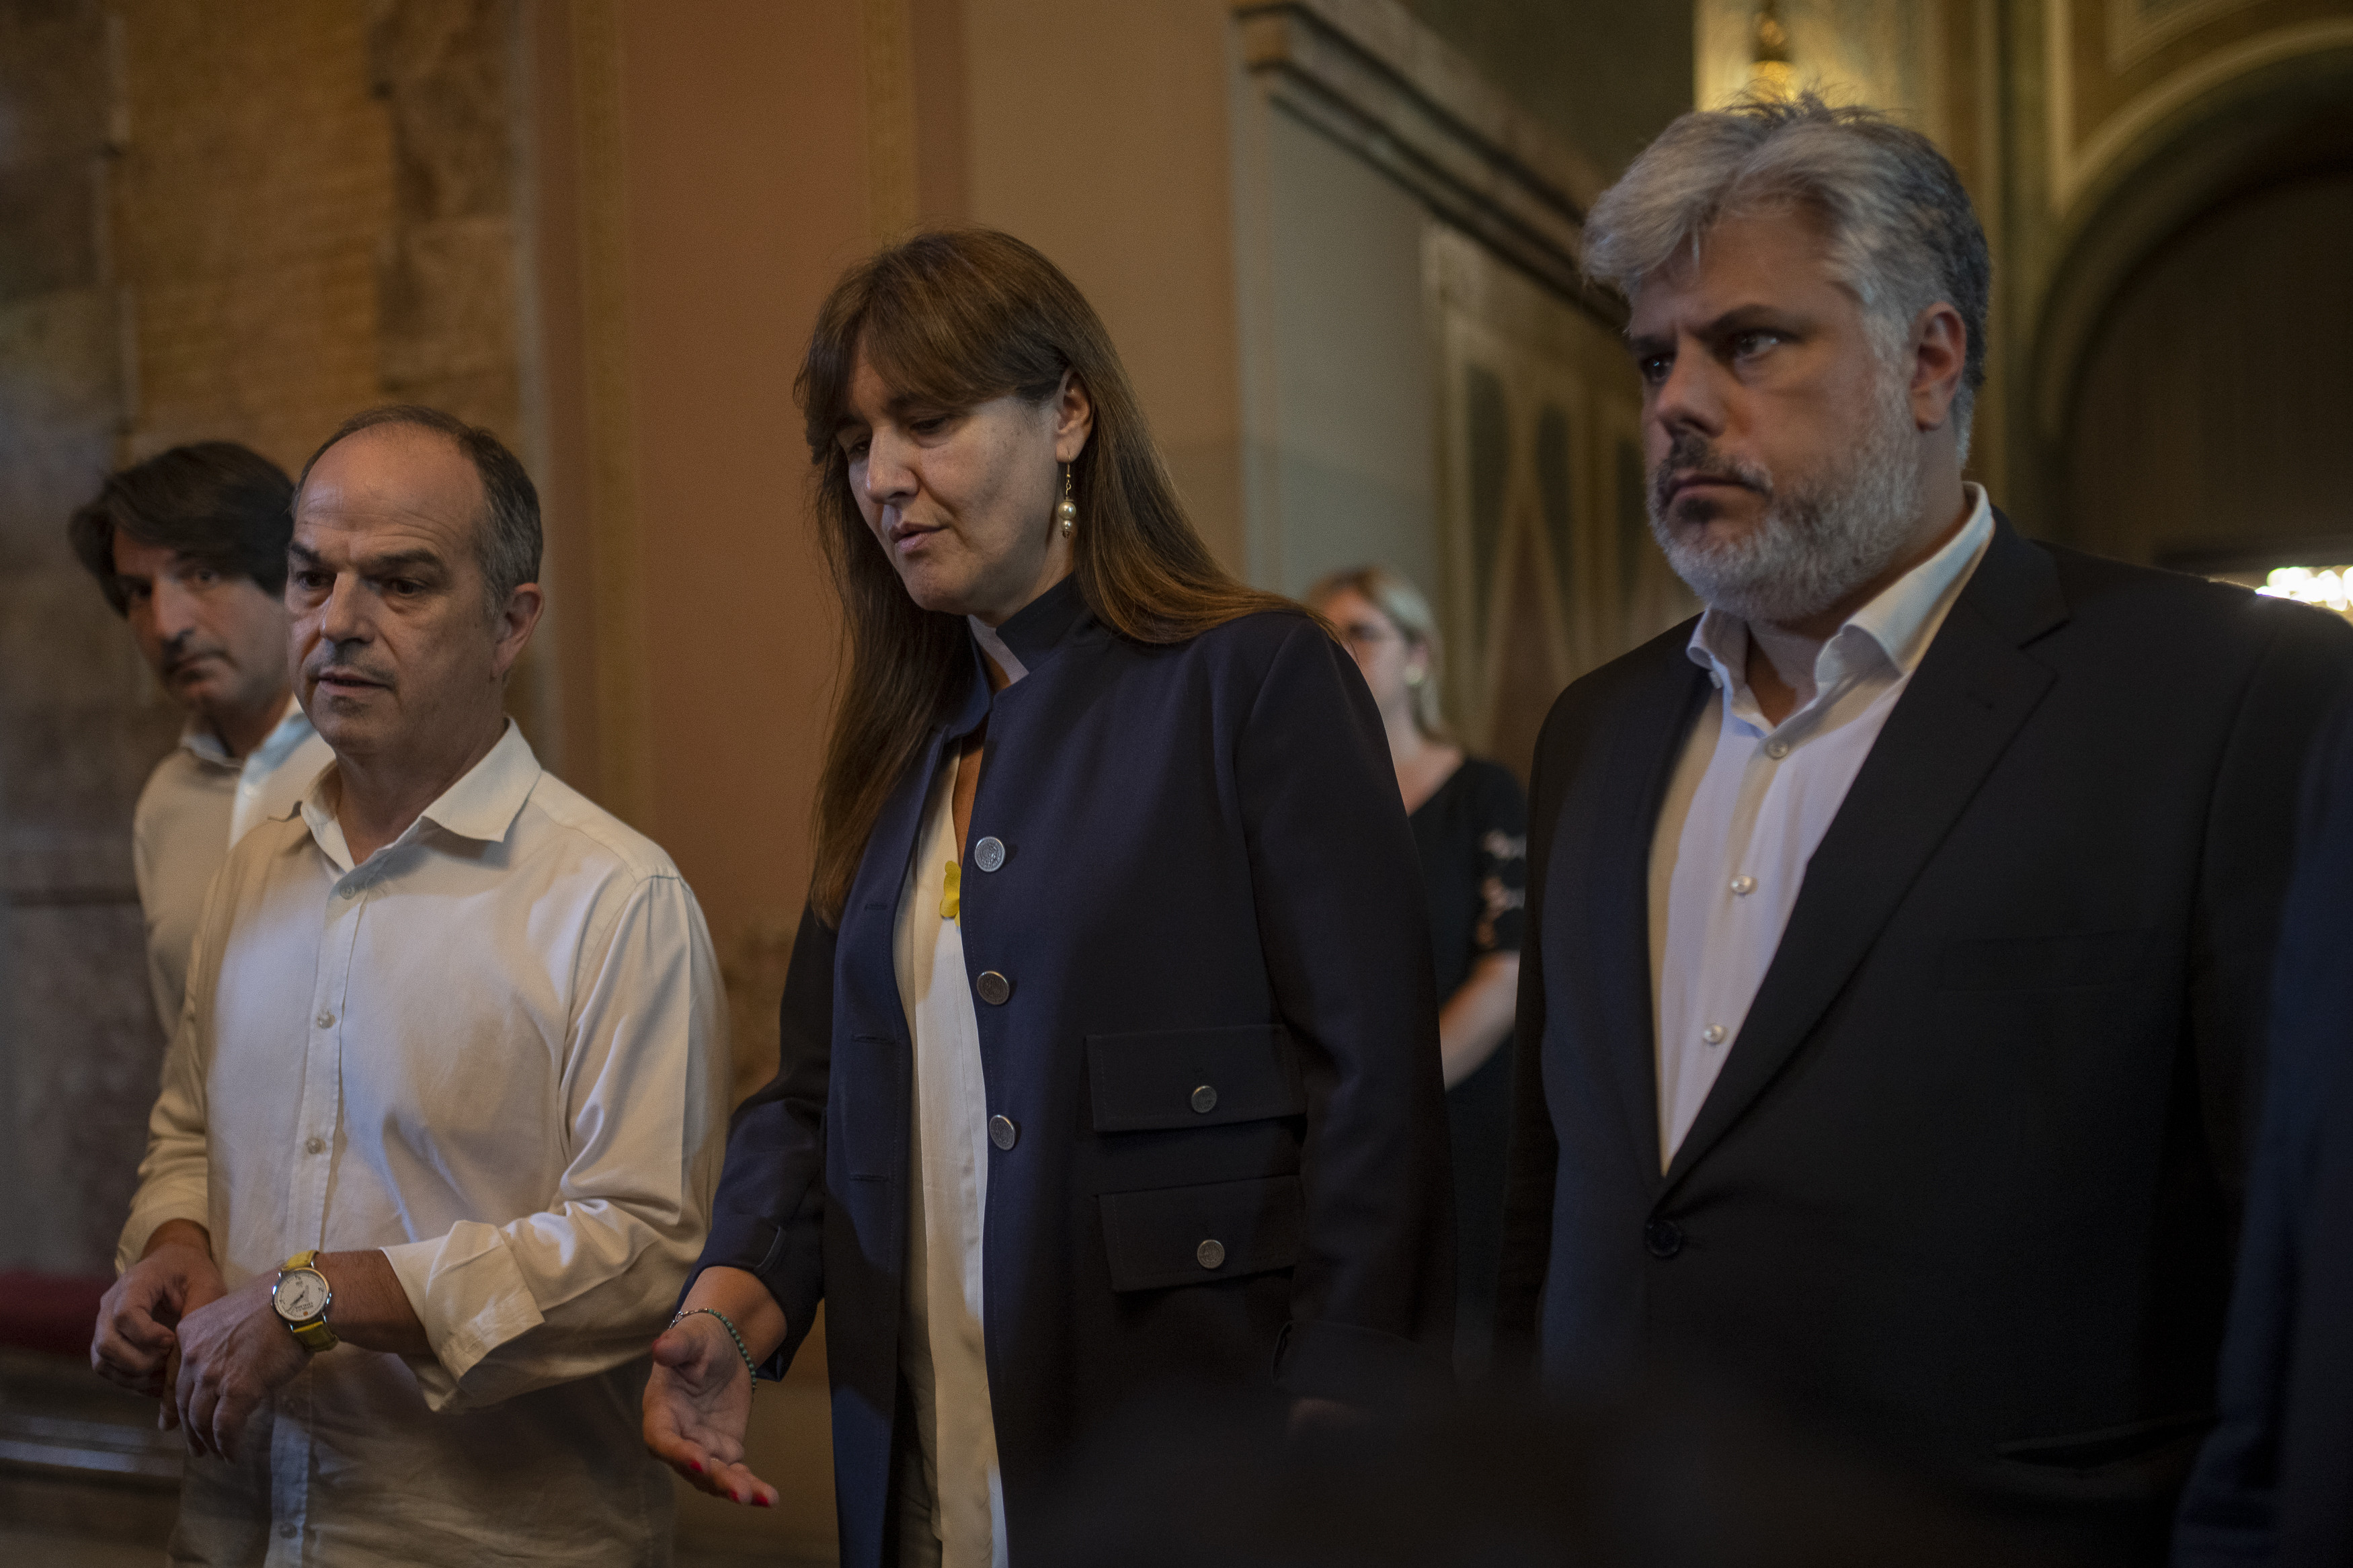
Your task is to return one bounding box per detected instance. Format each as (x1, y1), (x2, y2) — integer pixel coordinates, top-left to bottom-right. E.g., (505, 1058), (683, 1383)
(2046, 1), (2353, 214)
(1231, 0), (1606, 305)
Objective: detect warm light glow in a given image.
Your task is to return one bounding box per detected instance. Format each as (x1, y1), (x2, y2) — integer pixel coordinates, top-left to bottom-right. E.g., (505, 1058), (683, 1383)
(2257, 566), (2353, 618)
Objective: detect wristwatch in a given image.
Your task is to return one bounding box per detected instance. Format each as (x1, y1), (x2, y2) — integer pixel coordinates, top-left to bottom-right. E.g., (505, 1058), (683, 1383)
(272, 1251), (338, 1352)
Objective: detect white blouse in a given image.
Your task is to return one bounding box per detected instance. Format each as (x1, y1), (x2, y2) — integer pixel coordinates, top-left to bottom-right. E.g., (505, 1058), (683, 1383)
(891, 723), (1010, 1566)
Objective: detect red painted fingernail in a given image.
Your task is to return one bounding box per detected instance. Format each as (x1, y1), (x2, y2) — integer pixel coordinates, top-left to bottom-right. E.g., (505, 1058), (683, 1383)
(754, 1495), (772, 1509)
(687, 1460), (703, 1475)
(729, 1491), (741, 1505)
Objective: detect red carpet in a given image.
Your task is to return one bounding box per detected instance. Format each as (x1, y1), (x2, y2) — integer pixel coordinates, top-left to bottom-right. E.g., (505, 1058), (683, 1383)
(0, 1272), (111, 1358)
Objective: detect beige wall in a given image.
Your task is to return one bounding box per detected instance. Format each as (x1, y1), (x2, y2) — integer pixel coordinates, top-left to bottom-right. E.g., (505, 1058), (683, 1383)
(1256, 103), (1437, 597)
(962, 0), (1250, 572)
(604, 0), (861, 946)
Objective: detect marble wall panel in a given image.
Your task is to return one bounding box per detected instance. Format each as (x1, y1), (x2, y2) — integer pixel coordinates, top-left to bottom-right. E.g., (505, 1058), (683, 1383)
(3, 905), (167, 1271)
(2, 0), (536, 1278)
(0, 0), (163, 1276)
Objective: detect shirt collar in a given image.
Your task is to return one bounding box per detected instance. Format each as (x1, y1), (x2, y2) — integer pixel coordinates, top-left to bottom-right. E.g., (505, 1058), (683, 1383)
(968, 616), (1029, 687)
(1685, 483), (1995, 691)
(178, 692), (309, 770)
(296, 720), (541, 871)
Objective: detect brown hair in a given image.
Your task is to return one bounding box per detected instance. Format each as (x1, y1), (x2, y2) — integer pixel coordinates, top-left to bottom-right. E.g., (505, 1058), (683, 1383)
(801, 229), (1293, 923)
(69, 442), (294, 614)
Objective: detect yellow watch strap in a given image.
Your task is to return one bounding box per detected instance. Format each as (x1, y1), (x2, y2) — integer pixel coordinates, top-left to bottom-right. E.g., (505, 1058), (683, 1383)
(278, 1251), (338, 1352)
(289, 1318), (338, 1352)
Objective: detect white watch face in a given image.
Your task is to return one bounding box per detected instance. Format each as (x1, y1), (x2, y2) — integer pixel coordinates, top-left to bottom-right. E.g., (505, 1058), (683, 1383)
(275, 1268), (328, 1323)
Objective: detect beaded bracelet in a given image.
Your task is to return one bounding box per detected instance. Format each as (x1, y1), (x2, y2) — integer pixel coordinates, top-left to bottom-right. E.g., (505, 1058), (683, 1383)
(672, 1305), (759, 1394)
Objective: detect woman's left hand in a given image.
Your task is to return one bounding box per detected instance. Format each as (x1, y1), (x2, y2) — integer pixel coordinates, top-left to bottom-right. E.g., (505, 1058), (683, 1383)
(644, 1313), (779, 1508)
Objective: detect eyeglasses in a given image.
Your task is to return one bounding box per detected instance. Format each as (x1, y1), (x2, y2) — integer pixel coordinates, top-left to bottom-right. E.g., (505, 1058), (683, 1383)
(1336, 621), (1402, 649)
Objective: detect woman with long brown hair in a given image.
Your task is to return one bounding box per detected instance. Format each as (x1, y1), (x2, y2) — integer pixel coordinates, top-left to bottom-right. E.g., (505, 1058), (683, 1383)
(640, 230), (1449, 1567)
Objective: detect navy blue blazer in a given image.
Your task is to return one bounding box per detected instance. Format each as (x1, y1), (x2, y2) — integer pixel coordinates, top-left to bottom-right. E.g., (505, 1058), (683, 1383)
(696, 578), (1451, 1567)
(2176, 691), (2353, 1567)
(1500, 518), (2353, 1563)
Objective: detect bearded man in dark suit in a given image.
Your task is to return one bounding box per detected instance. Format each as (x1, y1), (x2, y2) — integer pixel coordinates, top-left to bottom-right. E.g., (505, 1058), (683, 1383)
(1497, 93), (2353, 1566)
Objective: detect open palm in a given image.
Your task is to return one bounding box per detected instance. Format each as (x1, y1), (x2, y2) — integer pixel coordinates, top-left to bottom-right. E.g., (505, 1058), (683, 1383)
(643, 1315), (777, 1508)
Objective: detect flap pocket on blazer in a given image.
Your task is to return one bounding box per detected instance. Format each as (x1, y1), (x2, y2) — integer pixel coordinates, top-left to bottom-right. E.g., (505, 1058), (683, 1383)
(1099, 1174), (1304, 1292)
(1087, 1024), (1305, 1132)
(1995, 1409), (2214, 1471)
(1939, 928), (2151, 992)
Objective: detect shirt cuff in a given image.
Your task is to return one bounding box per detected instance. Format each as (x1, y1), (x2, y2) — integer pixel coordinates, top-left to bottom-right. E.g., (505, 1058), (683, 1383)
(115, 1195), (210, 1277)
(382, 1222), (547, 1409)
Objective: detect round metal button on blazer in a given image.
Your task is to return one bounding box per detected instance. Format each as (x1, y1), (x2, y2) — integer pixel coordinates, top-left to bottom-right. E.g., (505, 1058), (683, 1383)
(1190, 1084), (1218, 1114)
(989, 1114), (1018, 1151)
(1196, 1239), (1226, 1270)
(972, 836), (1006, 872)
(975, 971), (1011, 1005)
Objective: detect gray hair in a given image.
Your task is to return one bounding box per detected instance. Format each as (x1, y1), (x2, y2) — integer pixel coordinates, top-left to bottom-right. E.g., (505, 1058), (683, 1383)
(297, 405), (542, 621)
(1583, 93), (1990, 458)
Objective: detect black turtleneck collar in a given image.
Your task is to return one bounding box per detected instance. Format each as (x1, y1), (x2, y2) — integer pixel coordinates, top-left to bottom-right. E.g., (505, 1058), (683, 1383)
(944, 573), (1092, 739)
(992, 572), (1090, 669)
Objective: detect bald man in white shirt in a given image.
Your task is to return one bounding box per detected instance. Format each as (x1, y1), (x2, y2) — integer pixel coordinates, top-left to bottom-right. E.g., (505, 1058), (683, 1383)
(91, 405), (729, 1568)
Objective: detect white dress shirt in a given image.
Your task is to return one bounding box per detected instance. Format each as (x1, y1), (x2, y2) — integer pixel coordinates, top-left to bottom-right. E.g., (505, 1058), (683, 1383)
(890, 622), (1016, 1568)
(131, 696), (332, 1034)
(119, 722), (729, 1567)
(1648, 487), (1995, 1165)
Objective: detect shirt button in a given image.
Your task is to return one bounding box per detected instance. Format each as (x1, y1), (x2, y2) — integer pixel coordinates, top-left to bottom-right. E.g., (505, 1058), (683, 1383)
(1764, 740), (1790, 759)
(304, 1136), (325, 1155)
(1196, 1239), (1227, 1270)
(338, 884), (358, 899)
(972, 836), (1006, 873)
(1644, 1218), (1684, 1258)
(1729, 875), (1755, 896)
(975, 971), (1011, 1006)
(988, 1114), (1018, 1151)
(279, 1521), (298, 1540)
(1702, 1024), (1726, 1045)
(315, 1011), (335, 1029)
(1190, 1085), (1218, 1114)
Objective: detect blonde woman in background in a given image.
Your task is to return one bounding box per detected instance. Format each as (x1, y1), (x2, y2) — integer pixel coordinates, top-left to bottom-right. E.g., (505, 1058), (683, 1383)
(1308, 566), (1525, 1372)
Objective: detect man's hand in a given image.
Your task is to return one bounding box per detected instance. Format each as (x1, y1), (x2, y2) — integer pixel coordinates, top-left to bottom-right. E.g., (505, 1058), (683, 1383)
(92, 1221), (225, 1419)
(172, 1271), (310, 1461)
(643, 1313), (778, 1508)
(1289, 1395), (1371, 1439)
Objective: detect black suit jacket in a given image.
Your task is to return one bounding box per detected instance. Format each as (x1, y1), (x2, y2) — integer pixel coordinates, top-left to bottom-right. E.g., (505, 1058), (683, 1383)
(2176, 692), (2353, 1567)
(694, 579), (1451, 1568)
(1499, 518), (2353, 1563)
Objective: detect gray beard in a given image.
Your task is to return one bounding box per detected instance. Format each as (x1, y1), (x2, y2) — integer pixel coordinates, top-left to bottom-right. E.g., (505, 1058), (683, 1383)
(1647, 389), (1925, 627)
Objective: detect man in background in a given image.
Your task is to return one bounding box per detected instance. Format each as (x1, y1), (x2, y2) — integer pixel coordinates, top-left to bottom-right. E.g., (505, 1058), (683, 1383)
(69, 442), (333, 1034)
(2176, 690), (2353, 1567)
(1499, 95), (2353, 1564)
(89, 407), (728, 1566)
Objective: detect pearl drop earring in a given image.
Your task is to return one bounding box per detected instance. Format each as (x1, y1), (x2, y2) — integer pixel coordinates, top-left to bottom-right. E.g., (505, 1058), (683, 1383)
(1057, 465), (1078, 538)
